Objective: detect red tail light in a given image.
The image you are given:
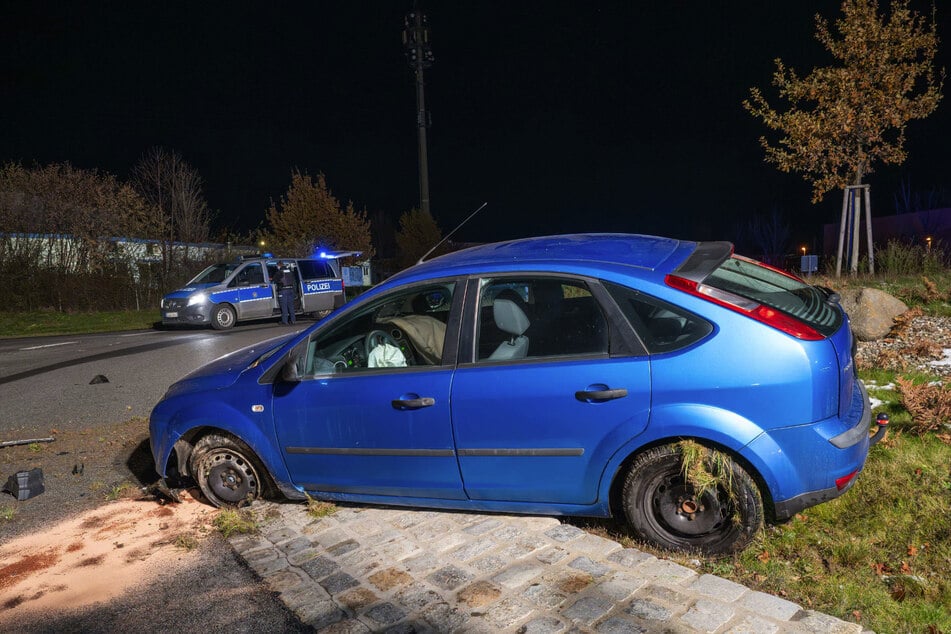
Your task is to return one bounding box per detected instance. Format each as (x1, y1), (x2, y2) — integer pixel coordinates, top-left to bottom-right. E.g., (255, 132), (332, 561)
(665, 274), (823, 341)
(835, 470), (858, 490)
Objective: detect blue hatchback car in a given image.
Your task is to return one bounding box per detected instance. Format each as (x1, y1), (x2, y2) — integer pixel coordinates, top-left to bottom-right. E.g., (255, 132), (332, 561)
(150, 234), (875, 554)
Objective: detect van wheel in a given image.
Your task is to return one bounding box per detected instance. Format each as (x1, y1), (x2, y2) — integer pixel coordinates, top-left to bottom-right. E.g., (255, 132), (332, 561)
(621, 444), (763, 555)
(190, 434), (264, 507)
(211, 304), (236, 330)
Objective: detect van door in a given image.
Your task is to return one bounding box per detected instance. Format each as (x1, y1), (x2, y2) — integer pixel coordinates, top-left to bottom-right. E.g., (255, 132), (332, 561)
(230, 262), (273, 320)
(296, 259), (343, 313)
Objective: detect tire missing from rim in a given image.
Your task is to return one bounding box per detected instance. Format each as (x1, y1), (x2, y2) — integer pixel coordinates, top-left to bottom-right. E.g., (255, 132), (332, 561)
(190, 434), (264, 507)
(621, 444), (763, 555)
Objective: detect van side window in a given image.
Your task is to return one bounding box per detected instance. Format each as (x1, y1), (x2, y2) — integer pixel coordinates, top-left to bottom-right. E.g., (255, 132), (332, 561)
(298, 260), (334, 279)
(233, 263), (264, 286)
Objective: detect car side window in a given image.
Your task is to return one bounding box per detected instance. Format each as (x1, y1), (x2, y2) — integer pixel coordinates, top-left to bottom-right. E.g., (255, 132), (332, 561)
(604, 281), (712, 353)
(300, 282), (455, 375)
(476, 277), (608, 361)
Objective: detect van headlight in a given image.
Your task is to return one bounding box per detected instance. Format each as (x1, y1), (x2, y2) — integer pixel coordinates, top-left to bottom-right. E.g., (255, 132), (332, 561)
(187, 292), (208, 306)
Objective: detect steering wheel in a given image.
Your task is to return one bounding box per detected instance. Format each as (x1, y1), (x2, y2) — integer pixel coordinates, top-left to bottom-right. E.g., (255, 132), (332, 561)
(365, 329), (401, 358)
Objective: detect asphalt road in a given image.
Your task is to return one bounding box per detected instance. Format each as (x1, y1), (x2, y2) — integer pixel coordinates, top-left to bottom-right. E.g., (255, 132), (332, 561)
(0, 319), (313, 633)
(0, 320), (304, 437)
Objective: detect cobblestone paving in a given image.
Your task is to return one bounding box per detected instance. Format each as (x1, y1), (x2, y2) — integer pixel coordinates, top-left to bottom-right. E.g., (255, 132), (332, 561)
(229, 502), (868, 633)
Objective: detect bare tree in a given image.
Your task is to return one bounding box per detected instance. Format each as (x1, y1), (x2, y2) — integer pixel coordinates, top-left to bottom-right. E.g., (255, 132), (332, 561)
(131, 147), (212, 274)
(0, 161), (160, 310)
(746, 206), (791, 267)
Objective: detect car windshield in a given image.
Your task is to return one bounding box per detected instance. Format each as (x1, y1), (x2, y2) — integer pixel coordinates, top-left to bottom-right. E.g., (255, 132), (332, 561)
(703, 256), (842, 336)
(189, 263), (239, 285)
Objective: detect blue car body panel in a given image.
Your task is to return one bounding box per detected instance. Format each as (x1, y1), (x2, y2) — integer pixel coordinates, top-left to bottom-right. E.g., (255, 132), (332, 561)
(451, 356), (650, 504)
(272, 367), (464, 499)
(149, 233), (872, 527)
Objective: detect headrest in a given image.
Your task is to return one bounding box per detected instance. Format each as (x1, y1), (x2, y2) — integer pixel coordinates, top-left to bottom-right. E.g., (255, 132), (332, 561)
(493, 298), (530, 336)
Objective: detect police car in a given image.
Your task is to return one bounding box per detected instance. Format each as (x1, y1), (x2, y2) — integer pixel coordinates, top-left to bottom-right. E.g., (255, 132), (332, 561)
(160, 251), (358, 330)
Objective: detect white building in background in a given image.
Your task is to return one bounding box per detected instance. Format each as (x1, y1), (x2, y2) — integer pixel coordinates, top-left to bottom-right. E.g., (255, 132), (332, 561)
(0, 232), (258, 274)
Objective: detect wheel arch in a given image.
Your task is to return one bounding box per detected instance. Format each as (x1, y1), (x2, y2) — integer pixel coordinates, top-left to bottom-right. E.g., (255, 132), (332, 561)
(165, 422), (298, 501)
(606, 435), (776, 524)
(598, 402), (784, 522)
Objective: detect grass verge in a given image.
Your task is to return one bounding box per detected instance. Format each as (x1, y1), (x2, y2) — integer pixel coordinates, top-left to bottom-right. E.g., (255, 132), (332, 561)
(0, 310), (158, 337)
(213, 508), (259, 538)
(580, 369), (951, 634)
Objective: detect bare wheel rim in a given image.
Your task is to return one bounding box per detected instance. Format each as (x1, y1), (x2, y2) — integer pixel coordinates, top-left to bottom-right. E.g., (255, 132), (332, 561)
(199, 448), (259, 505)
(646, 470), (734, 539)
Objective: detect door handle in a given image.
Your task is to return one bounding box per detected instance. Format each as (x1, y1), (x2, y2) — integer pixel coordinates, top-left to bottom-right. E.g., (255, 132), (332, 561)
(391, 397), (435, 410)
(575, 388), (628, 402)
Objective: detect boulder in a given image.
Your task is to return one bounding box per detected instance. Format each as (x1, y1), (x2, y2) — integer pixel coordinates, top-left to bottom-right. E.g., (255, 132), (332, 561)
(838, 287), (908, 341)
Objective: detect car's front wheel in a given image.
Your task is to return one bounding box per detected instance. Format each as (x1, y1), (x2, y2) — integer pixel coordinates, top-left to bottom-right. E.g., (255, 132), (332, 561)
(211, 304), (236, 330)
(190, 434), (264, 507)
(621, 444), (763, 555)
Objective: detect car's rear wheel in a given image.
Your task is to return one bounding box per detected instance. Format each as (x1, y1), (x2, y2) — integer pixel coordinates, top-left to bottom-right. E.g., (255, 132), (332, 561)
(190, 434), (264, 507)
(621, 444), (763, 555)
(211, 304), (236, 330)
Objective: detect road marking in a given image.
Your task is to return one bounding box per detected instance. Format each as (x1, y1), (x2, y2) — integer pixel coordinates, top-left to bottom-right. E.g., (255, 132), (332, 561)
(19, 341), (78, 351)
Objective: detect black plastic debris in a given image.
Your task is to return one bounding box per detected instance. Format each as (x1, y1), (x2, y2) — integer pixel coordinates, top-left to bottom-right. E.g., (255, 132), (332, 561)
(141, 480), (181, 504)
(89, 374), (109, 384)
(3, 468), (45, 501)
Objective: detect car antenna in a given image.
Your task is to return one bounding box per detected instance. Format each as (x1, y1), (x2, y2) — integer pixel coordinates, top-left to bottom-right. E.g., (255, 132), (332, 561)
(417, 202), (488, 264)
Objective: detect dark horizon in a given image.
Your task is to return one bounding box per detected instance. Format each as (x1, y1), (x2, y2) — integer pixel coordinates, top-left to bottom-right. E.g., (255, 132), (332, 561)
(3, 2), (950, 253)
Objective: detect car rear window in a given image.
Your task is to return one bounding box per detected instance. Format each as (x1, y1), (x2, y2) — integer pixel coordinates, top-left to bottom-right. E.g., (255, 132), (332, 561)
(703, 256), (842, 337)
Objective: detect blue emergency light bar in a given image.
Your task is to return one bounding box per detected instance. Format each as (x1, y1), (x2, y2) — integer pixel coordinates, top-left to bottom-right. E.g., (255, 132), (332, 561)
(314, 249), (363, 260)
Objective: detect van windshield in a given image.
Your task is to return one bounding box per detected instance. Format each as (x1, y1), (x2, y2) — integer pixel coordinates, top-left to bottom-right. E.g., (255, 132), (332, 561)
(189, 263), (240, 285)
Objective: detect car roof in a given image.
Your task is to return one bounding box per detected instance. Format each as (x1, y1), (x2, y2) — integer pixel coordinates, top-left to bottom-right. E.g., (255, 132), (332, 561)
(393, 233), (701, 283)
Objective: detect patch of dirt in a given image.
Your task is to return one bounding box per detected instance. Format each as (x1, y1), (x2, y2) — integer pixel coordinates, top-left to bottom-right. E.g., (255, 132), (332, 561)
(368, 567), (413, 591)
(0, 490), (216, 620)
(456, 580), (501, 607)
(555, 572), (593, 594)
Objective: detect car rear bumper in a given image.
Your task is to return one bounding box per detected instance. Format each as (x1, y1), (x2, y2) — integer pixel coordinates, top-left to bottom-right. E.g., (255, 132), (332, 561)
(772, 477), (857, 520)
(829, 380), (873, 448)
(745, 379), (872, 521)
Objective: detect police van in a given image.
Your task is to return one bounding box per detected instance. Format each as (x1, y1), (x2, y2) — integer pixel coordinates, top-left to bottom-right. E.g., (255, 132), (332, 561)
(160, 251), (358, 330)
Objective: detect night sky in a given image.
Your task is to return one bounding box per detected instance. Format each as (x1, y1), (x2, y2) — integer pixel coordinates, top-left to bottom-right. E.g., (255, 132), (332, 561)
(3, 2), (950, 251)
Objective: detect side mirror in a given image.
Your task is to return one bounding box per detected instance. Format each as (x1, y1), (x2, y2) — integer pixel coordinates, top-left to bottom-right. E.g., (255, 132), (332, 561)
(281, 357), (301, 383)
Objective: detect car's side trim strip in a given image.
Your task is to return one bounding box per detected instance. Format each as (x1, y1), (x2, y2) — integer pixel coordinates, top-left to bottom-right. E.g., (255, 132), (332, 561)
(286, 447), (455, 457)
(285, 447), (585, 457)
(457, 448), (584, 457)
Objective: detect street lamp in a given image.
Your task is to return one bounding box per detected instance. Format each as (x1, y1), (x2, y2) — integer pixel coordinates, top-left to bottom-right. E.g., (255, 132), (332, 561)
(402, 5), (434, 217)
